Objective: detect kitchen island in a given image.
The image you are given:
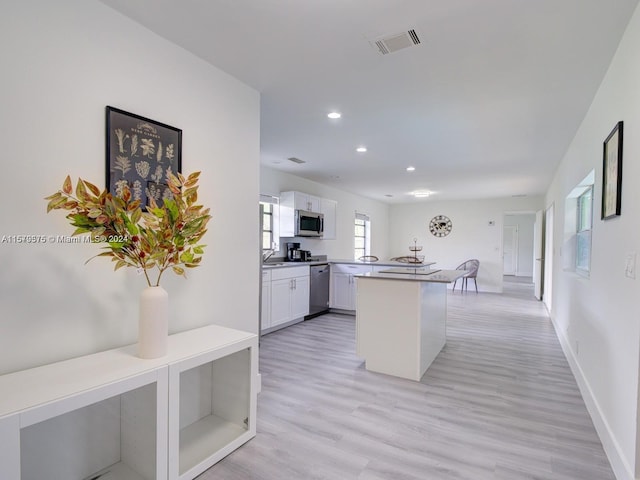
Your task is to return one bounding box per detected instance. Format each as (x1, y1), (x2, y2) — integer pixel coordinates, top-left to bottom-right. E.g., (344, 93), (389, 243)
(355, 268), (465, 381)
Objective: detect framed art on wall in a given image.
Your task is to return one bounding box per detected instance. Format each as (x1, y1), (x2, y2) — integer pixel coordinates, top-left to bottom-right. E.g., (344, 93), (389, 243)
(106, 106), (182, 207)
(601, 121), (623, 220)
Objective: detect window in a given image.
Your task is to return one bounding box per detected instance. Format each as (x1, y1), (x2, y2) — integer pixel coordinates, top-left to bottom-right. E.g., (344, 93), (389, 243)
(575, 186), (592, 274)
(262, 203), (274, 250)
(562, 170), (593, 276)
(260, 195), (279, 252)
(354, 212), (370, 259)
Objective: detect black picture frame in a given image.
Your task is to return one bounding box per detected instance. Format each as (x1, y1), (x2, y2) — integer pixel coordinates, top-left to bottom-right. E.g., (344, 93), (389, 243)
(106, 106), (182, 207)
(601, 121), (623, 220)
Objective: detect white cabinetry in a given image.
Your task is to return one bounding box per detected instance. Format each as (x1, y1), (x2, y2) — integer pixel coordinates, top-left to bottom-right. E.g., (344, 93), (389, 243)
(271, 278), (294, 326)
(279, 191), (337, 239)
(264, 265), (310, 332)
(330, 263), (373, 311)
(0, 325), (257, 480)
(319, 198), (337, 240)
(290, 274), (311, 319)
(261, 269), (272, 330)
(281, 191), (320, 213)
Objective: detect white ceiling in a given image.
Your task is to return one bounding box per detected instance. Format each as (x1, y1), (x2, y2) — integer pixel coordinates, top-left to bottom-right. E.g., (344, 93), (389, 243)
(101, 0), (638, 203)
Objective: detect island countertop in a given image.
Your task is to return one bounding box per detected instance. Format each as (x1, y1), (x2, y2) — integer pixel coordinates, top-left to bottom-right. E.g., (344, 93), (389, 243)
(356, 268), (467, 283)
(263, 259), (437, 270)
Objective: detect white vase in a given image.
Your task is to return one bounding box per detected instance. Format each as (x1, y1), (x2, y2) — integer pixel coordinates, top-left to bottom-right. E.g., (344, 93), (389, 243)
(138, 285), (168, 359)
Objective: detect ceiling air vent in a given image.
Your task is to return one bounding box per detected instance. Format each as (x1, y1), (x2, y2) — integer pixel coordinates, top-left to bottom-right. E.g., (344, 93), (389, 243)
(287, 157), (306, 164)
(372, 29), (421, 55)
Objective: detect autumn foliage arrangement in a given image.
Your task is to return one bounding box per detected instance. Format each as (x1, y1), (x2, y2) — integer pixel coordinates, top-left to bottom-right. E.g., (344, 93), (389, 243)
(45, 171), (211, 287)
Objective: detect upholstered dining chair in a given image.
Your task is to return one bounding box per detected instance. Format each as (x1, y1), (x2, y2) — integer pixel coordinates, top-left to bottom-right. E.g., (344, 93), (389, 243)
(453, 259), (479, 293)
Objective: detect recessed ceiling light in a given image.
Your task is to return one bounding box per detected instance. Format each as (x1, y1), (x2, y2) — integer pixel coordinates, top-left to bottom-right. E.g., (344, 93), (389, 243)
(406, 166), (415, 172)
(413, 190), (431, 198)
(356, 146), (367, 153)
(327, 112), (341, 119)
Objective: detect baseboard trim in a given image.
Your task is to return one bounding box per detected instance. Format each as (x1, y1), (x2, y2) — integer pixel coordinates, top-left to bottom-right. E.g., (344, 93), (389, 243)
(551, 317), (635, 480)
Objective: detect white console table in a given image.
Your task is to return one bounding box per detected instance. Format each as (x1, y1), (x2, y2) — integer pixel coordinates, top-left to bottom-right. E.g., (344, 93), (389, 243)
(0, 324), (258, 480)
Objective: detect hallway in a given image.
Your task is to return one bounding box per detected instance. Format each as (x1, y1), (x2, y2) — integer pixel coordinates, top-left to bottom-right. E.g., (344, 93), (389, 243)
(203, 283), (614, 479)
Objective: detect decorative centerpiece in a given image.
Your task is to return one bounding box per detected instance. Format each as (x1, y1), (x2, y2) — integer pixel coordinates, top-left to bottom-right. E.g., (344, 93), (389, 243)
(45, 170), (211, 358)
(409, 237), (425, 264)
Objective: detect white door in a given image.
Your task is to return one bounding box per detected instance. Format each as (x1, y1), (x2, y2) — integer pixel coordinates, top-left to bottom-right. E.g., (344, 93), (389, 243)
(533, 210), (544, 300)
(543, 204), (554, 312)
(503, 225), (518, 275)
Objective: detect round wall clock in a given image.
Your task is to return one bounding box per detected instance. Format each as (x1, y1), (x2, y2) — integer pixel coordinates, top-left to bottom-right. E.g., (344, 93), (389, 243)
(429, 215), (452, 237)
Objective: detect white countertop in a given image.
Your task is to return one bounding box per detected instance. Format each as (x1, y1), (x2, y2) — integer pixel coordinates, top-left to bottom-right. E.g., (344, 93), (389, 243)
(356, 269), (467, 283)
(263, 259), (437, 269)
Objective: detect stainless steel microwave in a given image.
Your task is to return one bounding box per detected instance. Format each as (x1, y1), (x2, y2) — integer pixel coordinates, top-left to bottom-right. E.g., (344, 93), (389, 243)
(295, 210), (324, 237)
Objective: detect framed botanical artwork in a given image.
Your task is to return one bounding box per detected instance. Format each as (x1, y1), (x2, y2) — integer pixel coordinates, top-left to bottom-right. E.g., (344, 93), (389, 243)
(106, 106), (182, 207)
(601, 121), (623, 220)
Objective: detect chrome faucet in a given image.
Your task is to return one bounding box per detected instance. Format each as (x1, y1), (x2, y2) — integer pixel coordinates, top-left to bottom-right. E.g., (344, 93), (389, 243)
(262, 249), (275, 262)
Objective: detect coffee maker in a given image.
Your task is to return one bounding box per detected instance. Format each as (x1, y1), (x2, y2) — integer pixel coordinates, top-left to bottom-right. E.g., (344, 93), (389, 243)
(287, 242), (302, 262)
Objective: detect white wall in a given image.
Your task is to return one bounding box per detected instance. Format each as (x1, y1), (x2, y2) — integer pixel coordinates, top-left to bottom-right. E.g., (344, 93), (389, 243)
(0, 1), (260, 375)
(545, 4), (640, 479)
(261, 166), (390, 260)
(389, 197), (543, 293)
(504, 213), (536, 277)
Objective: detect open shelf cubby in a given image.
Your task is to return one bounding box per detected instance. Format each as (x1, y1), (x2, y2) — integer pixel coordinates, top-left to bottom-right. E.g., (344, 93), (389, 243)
(18, 369), (166, 480)
(170, 347), (255, 480)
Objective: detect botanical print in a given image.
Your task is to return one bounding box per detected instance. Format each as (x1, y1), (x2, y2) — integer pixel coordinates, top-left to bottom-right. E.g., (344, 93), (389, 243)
(151, 165), (163, 183)
(602, 121), (623, 219)
(114, 156), (131, 176)
(132, 180), (143, 201)
(135, 160), (150, 179)
(604, 135), (618, 217)
(106, 107), (182, 207)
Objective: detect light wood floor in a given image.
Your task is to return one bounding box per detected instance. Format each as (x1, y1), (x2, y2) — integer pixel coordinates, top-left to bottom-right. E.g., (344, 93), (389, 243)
(200, 282), (615, 479)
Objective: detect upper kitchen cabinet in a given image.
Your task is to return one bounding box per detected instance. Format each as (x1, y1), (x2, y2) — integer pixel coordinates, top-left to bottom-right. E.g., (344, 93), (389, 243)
(279, 191), (337, 239)
(320, 198), (337, 240)
(281, 191), (321, 213)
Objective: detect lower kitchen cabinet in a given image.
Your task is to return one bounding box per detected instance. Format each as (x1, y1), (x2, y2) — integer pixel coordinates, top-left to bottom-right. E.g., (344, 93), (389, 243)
(330, 271), (354, 310)
(330, 263), (374, 311)
(261, 269), (272, 330)
(264, 265), (310, 332)
(290, 274), (310, 319)
(0, 324), (258, 480)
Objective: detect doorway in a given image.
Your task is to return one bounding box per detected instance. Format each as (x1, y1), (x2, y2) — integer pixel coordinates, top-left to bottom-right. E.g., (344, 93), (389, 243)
(543, 204), (554, 312)
(503, 225), (518, 276)
(534, 210), (544, 300)
(503, 213), (536, 280)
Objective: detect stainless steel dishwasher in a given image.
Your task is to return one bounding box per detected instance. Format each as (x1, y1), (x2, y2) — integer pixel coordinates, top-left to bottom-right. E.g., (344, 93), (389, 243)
(307, 263), (330, 319)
